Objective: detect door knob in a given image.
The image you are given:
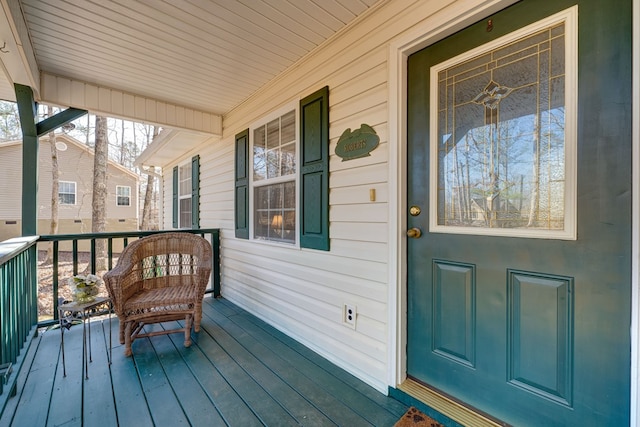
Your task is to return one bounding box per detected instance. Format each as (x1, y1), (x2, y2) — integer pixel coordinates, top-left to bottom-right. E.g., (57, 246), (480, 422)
(406, 228), (422, 238)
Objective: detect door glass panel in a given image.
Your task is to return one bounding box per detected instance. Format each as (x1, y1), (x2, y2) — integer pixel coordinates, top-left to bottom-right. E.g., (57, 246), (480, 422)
(431, 22), (574, 238)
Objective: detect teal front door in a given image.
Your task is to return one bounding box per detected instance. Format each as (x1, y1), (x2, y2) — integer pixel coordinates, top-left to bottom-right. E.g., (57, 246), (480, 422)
(406, 1), (632, 425)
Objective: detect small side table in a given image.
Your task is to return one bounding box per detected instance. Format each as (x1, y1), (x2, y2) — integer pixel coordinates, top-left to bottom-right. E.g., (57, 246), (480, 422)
(58, 296), (112, 379)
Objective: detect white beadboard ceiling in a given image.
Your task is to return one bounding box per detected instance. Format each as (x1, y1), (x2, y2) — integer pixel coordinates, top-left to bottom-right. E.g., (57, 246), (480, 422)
(0, 0), (379, 118)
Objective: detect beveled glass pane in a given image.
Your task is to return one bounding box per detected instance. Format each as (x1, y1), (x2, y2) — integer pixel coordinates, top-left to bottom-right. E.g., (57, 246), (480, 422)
(435, 22), (566, 232)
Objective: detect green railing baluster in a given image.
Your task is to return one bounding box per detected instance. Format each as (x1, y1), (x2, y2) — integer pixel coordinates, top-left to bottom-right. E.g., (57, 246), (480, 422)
(53, 241), (59, 319)
(72, 240), (78, 276)
(108, 238), (113, 270)
(213, 231), (220, 297)
(90, 239), (96, 274)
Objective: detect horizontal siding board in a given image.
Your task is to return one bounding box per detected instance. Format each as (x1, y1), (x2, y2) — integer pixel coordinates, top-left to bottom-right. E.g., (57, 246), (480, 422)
(222, 244), (388, 301)
(330, 203), (388, 223)
(331, 184), (388, 205)
(331, 163), (388, 188)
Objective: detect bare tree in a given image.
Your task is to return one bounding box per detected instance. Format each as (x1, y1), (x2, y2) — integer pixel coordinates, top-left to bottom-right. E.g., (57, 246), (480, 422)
(91, 115), (109, 271)
(43, 105), (59, 264)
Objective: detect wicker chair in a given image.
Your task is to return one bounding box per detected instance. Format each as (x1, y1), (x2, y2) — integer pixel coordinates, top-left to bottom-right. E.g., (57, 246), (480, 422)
(103, 232), (213, 356)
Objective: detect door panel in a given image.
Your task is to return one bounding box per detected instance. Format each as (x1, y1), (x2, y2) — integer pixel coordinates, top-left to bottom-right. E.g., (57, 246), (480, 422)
(406, 1), (632, 425)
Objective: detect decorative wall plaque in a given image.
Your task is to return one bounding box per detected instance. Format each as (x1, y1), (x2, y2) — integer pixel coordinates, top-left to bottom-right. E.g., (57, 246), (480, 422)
(335, 124), (379, 161)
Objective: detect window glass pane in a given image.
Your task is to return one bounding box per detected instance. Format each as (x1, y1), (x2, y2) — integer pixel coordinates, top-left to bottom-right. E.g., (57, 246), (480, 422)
(434, 23), (566, 233)
(281, 111), (295, 143)
(59, 182), (76, 205)
(266, 118), (280, 150)
(266, 149), (279, 179)
(179, 163), (192, 196)
(281, 142), (296, 176)
(254, 127), (266, 181)
(253, 182), (295, 243)
(179, 198), (192, 228)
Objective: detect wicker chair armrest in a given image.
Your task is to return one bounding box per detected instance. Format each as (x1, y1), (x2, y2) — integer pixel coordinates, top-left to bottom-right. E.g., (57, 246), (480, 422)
(104, 256), (142, 313)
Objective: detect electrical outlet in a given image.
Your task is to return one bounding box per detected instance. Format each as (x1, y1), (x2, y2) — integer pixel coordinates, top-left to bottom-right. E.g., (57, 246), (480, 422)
(343, 304), (356, 328)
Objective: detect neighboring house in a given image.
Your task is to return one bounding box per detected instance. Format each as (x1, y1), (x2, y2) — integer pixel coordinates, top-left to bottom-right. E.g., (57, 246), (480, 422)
(134, 1), (636, 426)
(0, 133), (139, 247)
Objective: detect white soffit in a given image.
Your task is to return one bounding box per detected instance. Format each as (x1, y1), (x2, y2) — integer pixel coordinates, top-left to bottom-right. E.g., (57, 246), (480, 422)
(135, 129), (215, 169)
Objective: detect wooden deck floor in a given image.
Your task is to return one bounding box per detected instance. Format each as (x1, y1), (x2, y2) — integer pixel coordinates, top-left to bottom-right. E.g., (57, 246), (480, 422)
(0, 297), (407, 427)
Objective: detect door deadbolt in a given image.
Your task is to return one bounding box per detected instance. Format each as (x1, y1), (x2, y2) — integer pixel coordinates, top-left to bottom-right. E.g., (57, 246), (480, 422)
(409, 206), (421, 216)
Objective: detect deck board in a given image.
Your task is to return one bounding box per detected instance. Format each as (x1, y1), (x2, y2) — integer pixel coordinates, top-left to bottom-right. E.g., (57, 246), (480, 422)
(0, 297), (407, 427)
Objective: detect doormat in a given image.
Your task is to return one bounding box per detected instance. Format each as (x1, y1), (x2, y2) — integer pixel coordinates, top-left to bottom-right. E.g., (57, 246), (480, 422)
(394, 407), (445, 427)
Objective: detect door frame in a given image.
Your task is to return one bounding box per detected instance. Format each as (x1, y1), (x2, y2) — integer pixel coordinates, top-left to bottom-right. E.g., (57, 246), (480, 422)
(386, 0), (640, 423)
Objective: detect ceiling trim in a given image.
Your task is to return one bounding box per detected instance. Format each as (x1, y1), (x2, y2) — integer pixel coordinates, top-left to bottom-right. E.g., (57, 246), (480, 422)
(41, 72), (222, 135)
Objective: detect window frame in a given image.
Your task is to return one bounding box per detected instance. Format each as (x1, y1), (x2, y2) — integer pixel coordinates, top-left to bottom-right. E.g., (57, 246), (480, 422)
(58, 181), (77, 205)
(116, 185), (131, 207)
(177, 160), (193, 229)
(249, 102), (300, 246)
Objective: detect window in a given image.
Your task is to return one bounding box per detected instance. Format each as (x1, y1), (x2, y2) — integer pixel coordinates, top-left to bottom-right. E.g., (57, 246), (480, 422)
(59, 181), (76, 205)
(178, 161), (192, 228)
(252, 109), (297, 243)
(429, 15), (576, 240)
(234, 86), (329, 250)
(116, 186), (131, 206)
(172, 156), (200, 229)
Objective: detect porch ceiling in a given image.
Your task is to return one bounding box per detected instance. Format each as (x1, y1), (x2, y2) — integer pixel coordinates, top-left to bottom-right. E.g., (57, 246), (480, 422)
(0, 0), (380, 133)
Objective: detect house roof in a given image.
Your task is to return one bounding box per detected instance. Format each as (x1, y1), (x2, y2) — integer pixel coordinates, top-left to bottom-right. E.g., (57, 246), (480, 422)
(0, 0), (381, 136)
(0, 133), (140, 180)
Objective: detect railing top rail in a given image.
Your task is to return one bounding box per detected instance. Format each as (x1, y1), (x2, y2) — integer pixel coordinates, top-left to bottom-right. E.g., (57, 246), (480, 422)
(0, 236), (39, 266)
(38, 228), (220, 242)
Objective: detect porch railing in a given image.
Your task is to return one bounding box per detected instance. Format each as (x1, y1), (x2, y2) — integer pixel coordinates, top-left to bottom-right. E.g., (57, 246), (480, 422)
(0, 229), (220, 404)
(0, 236), (39, 400)
(37, 229), (221, 327)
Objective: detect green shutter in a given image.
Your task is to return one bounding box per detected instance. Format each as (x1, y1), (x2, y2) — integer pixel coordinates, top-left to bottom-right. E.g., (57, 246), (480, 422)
(172, 165), (178, 228)
(235, 129), (249, 239)
(299, 86), (329, 250)
(191, 155), (200, 229)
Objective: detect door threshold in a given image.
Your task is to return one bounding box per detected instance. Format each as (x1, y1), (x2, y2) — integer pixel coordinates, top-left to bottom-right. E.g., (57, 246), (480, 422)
(396, 379), (507, 427)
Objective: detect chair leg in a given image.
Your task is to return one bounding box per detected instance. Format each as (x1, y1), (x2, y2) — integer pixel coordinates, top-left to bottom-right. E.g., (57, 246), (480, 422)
(184, 314), (193, 348)
(119, 321), (125, 345)
(194, 303), (202, 332)
(124, 321), (133, 357)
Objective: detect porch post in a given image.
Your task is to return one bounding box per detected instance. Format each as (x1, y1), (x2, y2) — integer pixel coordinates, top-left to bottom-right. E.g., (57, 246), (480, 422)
(14, 84), (38, 237)
(13, 84), (88, 237)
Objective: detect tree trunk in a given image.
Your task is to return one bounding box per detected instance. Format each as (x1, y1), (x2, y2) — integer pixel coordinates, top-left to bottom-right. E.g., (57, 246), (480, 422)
(44, 105), (59, 264)
(91, 116), (108, 271)
(140, 127), (159, 230)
